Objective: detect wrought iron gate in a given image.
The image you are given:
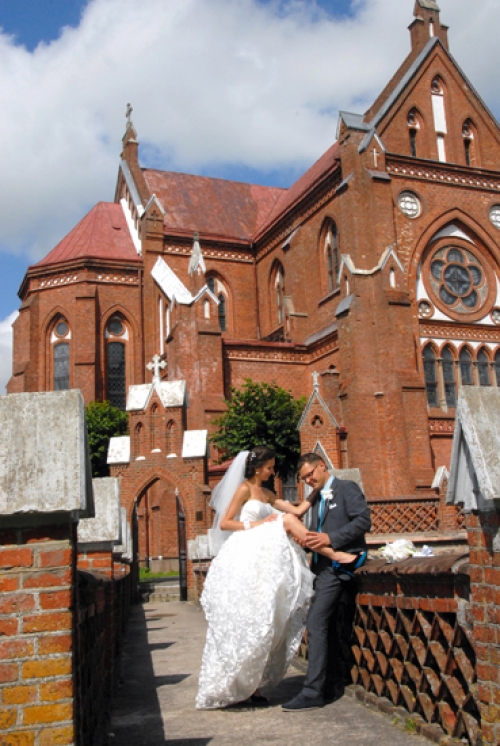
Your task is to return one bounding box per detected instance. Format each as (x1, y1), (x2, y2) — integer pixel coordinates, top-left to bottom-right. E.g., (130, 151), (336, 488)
(176, 493), (188, 601)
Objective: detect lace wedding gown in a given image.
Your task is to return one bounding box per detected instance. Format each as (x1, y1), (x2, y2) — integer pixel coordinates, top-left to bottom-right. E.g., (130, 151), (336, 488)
(196, 500), (314, 709)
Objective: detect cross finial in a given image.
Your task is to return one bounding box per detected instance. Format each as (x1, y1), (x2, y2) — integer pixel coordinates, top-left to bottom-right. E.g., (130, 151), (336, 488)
(126, 103), (133, 125)
(147, 354), (167, 383)
(312, 371), (320, 392)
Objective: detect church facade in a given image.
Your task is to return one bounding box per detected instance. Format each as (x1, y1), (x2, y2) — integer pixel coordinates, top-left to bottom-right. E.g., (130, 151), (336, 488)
(9, 1), (500, 568)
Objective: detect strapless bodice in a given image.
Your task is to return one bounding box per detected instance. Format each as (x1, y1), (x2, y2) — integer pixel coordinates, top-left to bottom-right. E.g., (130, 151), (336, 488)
(239, 499), (279, 522)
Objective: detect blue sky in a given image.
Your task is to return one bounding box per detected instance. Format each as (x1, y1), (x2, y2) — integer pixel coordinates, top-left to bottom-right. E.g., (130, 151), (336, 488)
(0, 0), (499, 391)
(0, 0), (355, 50)
(0, 1), (88, 50)
(0, 0), (353, 319)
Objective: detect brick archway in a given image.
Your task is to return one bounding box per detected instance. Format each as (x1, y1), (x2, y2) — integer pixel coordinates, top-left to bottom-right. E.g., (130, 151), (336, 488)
(135, 476), (181, 574)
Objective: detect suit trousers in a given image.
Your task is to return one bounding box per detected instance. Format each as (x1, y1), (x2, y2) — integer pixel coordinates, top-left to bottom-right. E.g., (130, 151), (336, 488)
(302, 567), (346, 699)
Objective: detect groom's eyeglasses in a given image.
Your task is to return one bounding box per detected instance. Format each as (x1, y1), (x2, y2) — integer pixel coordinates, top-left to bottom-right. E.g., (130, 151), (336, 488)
(300, 464), (319, 483)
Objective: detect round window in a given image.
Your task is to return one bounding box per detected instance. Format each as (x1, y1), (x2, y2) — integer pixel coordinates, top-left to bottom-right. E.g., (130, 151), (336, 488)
(424, 243), (494, 322)
(418, 300), (433, 318)
(398, 192), (421, 219)
(108, 318), (123, 336)
(491, 308), (500, 325)
(489, 205), (500, 230)
(55, 320), (68, 337)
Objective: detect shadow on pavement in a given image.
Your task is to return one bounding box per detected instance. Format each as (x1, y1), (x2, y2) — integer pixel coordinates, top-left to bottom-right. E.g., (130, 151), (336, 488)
(165, 741), (212, 745)
(110, 604), (191, 746)
(149, 642), (175, 652)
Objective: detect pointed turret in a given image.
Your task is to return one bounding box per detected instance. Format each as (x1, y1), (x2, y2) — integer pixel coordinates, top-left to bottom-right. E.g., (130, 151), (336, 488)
(410, 0), (448, 53)
(118, 103), (150, 205)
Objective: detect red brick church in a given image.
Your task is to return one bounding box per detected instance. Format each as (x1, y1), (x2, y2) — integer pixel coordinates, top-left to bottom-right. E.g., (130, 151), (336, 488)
(8, 1), (500, 571)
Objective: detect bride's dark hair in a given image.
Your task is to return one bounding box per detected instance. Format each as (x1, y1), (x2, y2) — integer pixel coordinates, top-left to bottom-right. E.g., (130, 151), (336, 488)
(244, 446), (276, 478)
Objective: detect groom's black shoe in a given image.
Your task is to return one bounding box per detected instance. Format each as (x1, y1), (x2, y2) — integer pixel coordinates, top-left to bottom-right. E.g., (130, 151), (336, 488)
(282, 692), (324, 711)
(324, 685), (344, 704)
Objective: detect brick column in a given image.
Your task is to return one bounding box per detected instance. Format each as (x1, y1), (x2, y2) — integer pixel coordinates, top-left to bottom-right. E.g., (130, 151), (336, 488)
(0, 390), (93, 746)
(0, 521), (76, 745)
(466, 506), (500, 746)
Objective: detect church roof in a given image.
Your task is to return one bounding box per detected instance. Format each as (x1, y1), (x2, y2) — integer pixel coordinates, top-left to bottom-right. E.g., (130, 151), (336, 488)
(34, 202), (141, 268)
(254, 141), (341, 239)
(142, 169), (284, 241)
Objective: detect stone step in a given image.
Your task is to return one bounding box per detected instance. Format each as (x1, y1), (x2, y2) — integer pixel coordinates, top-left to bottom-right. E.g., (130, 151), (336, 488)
(148, 590), (179, 602)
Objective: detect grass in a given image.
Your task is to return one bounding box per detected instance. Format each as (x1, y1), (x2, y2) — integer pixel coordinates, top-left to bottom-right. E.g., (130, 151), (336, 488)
(139, 567), (179, 581)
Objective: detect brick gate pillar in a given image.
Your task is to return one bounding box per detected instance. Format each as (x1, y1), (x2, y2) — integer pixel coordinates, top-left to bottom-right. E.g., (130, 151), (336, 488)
(466, 507), (500, 746)
(446, 388), (500, 746)
(0, 391), (93, 746)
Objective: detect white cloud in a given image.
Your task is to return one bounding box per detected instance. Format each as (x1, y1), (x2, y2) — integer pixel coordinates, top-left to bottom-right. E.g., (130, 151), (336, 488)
(0, 0), (499, 266)
(0, 311), (18, 394)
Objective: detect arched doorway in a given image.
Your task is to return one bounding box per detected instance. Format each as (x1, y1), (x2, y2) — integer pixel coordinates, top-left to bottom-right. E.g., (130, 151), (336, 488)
(134, 478), (186, 595)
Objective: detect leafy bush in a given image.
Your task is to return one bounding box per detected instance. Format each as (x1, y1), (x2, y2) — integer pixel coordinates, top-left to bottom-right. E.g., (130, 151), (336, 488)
(86, 400), (129, 477)
(210, 378), (305, 478)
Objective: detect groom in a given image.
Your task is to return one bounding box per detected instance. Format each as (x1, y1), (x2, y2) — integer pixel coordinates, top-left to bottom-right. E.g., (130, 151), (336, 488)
(282, 453), (371, 711)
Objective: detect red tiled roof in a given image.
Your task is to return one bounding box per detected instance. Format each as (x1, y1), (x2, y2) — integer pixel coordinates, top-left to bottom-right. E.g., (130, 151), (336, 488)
(142, 169), (284, 240)
(255, 141), (341, 238)
(34, 202), (141, 268)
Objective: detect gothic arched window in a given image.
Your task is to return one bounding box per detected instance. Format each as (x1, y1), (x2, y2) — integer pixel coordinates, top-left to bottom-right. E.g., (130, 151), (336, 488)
(206, 275), (228, 332)
(431, 77), (447, 162)
(54, 343), (70, 391)
(105, 315), (128, 410)
(477, 348), (491, 386)
(442, 346), (456, 407)
(51, 316), (71, 391)
(166, 419), (176, 455)
(407, 108), (421, 158)
(218, 293), (226, 331)
(462, 119), (478, 167)
(274, 263), (286, 325)
(423, 346), (438, 407)
(494, 350), (500, 387)
(324, 222), (339, 292)
(459, 348), (473, 386)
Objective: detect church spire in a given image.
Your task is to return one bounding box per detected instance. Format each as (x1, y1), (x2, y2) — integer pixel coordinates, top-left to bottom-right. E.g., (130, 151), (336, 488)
(415, 0), (440, 10)
(410, 0), (448, 53)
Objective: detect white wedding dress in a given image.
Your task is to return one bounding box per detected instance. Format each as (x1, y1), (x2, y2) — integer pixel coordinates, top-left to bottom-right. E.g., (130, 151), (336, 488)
(196, 500), (314, 709)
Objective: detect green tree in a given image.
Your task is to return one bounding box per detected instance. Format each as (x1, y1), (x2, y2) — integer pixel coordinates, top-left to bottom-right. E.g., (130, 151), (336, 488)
(85, 401), (129, 478)
(210, 379), (306, 478)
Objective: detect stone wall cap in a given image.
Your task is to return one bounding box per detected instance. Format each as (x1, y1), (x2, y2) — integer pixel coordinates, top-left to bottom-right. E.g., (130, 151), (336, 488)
(127, 380), (186, 411)
(108, 436), (131, 464)
(78, 477), (121, 544)
(357, 552), (469, 576)
(0, 390), (93, 519)
(447, 387), (500, 508)
(182, 430), (208, 458)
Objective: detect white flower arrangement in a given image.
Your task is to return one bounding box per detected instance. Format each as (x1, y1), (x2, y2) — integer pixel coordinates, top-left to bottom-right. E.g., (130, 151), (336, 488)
(380, 539), (434, 562)
(321, 488), (334, 502)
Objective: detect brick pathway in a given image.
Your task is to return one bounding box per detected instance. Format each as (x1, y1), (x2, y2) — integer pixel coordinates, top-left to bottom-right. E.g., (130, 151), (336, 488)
(109, 600), (437, 746)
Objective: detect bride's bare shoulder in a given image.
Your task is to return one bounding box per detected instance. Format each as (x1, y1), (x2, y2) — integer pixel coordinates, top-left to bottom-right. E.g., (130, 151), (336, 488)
(233, 480), (251, 503)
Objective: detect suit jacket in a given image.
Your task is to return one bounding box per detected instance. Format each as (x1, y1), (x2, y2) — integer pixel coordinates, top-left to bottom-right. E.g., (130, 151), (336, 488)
(308, 476), (371, 574)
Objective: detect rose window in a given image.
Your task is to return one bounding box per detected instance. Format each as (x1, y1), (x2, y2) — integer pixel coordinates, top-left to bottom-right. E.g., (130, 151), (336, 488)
(429, 246), (487, 315)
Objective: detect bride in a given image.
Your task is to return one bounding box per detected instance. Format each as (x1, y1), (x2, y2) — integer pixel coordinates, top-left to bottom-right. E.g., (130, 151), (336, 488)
(196, 446), (336, 710)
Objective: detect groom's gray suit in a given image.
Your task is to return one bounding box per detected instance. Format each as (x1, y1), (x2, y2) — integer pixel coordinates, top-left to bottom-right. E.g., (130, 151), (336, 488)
(303, 476), (371, 700)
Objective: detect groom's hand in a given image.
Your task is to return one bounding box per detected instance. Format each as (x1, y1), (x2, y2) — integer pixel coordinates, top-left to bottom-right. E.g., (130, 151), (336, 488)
(304, 531), (331, 551)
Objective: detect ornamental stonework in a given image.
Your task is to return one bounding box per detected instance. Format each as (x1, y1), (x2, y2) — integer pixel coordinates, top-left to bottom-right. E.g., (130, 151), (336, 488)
(164, 245), (253, 263)
(387, 157), (500, 192)
(420, 322), (500, 344)
(422, 242), (497, 323)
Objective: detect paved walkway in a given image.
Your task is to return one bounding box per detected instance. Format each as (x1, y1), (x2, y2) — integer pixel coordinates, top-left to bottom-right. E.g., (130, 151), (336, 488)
(109, 601), (436, 746)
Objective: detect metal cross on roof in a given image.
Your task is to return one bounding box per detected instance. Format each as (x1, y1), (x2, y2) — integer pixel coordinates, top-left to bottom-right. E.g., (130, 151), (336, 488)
(147, 354), (167, 383)
(126, 103), (133, 124)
